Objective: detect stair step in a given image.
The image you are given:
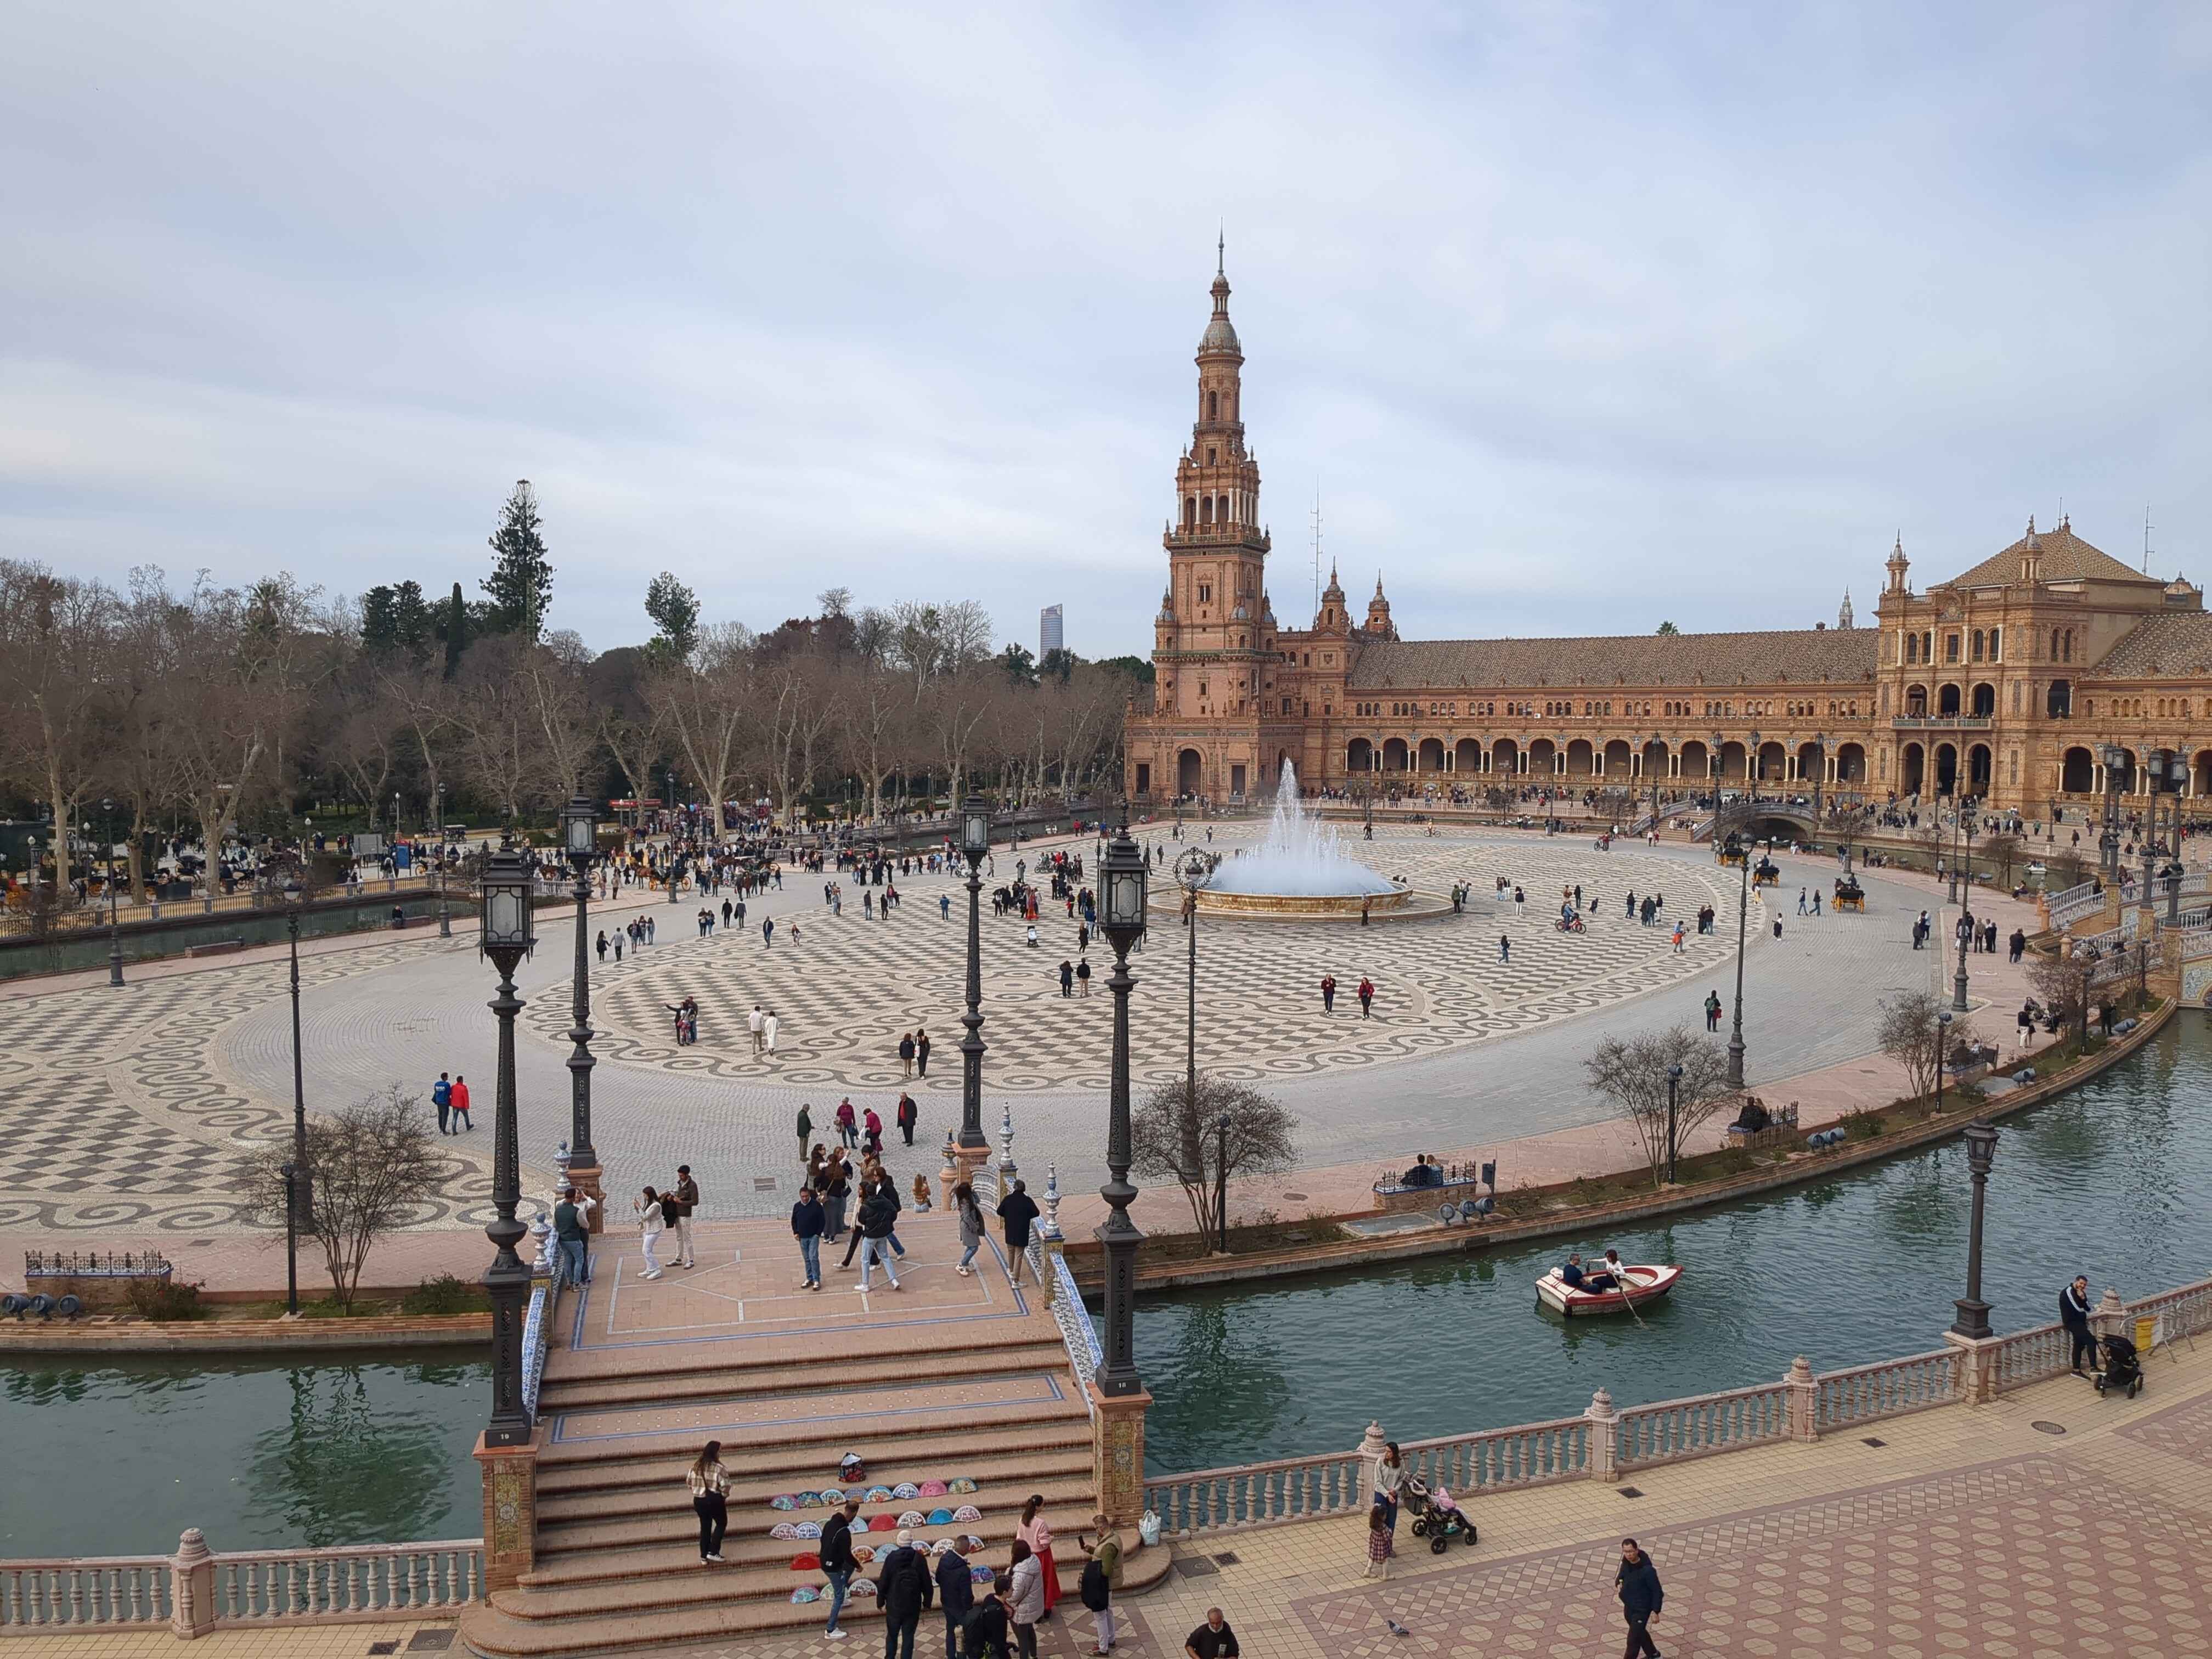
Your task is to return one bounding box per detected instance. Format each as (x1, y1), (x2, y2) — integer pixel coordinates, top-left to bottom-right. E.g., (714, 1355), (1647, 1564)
(498, 1551), (1090, 1622)
(537, 1451), (1096, 1526)
(524, 1502), (1104, 1585)
(538, 1419), (1091, 1488)
(537, 1481), (1099, 1555)
(539, 1342), (1071, 1412)
(460, 1546), (1173, 1657)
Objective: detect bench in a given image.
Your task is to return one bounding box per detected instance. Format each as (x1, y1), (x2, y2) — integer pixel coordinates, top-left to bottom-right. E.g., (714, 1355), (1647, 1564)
(184, 938), (249, 958)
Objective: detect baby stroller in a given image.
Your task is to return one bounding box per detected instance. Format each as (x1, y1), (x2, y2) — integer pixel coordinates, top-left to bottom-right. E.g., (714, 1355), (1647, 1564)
(1403, 1475), (1476, 1553)
(2093, 1333), (2143, 1399)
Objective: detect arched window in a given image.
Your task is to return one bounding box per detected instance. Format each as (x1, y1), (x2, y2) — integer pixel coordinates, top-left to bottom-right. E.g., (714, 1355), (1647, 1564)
(2063, 630), (2073, 663)
(1201, 496), (1213, 524)
(1989, 627), (2001, 661)
(1184, 496), (1196, 526)
(2051, 628), (2061, 661)
(1905, 634), (1919, 664)
(1217, 495), (1229, 524)
(1207, 391), (1218, 421)
(1972, 630), (1984, 661)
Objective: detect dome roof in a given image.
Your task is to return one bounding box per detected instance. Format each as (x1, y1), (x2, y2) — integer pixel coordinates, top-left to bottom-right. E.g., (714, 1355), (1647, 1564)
(1198, 315), (1241, 356)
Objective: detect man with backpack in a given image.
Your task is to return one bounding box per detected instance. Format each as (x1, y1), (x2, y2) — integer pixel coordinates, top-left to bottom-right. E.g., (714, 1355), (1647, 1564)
(934, 1535), (974, 1659)
(432, 1071), (453, 1135)
(1077, 1514), (1121, 1655)
(820, 1498), (860, 1639)
(877, 1527), (933, 1659)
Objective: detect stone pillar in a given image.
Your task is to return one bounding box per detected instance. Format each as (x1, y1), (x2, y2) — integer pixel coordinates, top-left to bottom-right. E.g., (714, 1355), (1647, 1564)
(2092, 1286), (2130, 1343)
(939, 1132), (963, 1208)
(170, 1527), (216, 1639)
(1356, 1419), (1389, 1508)
(567, 1162), (606, 1234)
(1943, 1330), (2002, 1405)
(1785, 1355), (1820, 1441)
(475, 1427), (544, 1593)
(1089, 1384), (1152, 1528)
(1585, 1387), (1619, 1482)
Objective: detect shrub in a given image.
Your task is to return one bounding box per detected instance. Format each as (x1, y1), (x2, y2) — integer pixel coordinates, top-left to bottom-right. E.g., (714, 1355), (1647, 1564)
(1712, 1148), (1754, 1176)
(1842, 1110), (1886, 1142)
(125, 1277), (206, 1322)
(402, 1273), (478, 1315)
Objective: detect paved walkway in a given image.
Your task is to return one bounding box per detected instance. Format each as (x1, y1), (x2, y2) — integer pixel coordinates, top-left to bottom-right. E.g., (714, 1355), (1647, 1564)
(0, 822), (2057, 1260)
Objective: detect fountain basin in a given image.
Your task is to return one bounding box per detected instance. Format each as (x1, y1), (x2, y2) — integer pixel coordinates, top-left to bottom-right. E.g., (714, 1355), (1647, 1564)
(1152, 883), (1458, 923)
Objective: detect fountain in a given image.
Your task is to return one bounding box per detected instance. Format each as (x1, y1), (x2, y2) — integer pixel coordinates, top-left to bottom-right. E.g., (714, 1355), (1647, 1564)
(1178, 763), (1436, 919)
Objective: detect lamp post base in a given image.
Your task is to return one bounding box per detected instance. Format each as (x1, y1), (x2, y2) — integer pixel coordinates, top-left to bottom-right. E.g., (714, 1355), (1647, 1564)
(1086, 1382), (1152, 1528)
(1949, 1296), (1993, 1343)
(473, 1428), (544, 1592)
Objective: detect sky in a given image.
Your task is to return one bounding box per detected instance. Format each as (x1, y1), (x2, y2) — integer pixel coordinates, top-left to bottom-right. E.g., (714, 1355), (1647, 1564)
(4, 3), (2210, 659)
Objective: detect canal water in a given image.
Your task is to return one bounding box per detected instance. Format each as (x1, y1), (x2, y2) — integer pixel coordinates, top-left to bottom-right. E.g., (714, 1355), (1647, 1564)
(0, 1356), (487, 1558)
(3, 1016), (2204, 1554)
(1137, 1012), (2212, 1475)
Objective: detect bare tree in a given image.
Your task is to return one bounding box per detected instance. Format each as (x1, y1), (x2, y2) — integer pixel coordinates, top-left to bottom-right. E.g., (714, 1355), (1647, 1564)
(1876, 989), (1980, 1100)
(524, 632), (598, 802)
(645, 622), (755, 828)
(1583, 1026), (1733, 1186)
(2027, 950), (2094, 1044)
(0, 560), (119, 898)
(231, 1085), (443, 1310)
(1128, 1074), (1298, 1239)
(451, 635), (546, 822)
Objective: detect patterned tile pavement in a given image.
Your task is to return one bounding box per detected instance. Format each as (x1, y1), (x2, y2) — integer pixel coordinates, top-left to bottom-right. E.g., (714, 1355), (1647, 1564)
(1, 824), (1987, 1234)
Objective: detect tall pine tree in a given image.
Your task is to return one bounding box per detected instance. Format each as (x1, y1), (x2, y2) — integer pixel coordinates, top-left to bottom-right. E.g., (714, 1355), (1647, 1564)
(443, 582), (467, 679)
(482, 479), (553, 641)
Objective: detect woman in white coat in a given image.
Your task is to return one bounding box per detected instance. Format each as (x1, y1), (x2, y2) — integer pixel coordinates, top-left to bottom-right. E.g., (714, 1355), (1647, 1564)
(635, 1185), (668, 1280)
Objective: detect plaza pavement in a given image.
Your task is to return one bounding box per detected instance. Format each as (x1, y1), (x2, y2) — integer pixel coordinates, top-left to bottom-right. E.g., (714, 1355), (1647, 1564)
(0, 821), (2057, 1290)
(61, 1310), (2212, 1658)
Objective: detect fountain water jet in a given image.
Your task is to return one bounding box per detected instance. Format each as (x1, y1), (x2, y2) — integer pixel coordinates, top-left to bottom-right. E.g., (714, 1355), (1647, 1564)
(1183, 763), (1430, 918)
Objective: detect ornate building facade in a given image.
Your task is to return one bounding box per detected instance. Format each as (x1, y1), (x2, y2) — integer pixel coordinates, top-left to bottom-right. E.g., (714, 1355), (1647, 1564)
(1124, 262), (2211, 817)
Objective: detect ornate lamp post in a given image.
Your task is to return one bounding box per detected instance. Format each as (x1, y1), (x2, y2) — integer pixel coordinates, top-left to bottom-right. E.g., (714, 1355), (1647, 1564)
(560, 797), (602, 1229)
(436, 784), (451, 937)
(1094, 821), (1149, 1396)
(1810, 731), (1825, 828)
(1174, 849), (1214, 1183)
(283, 872), (308, 1316)
(477, 845), (537, 1447)
(2098, 744), (2124, 881)
(957, 794), (992, 1160)
(1949, 1119), (1999, 1340)
(100, 799), (124, 988)
(2166, 755), (2188, 926)
(1726, 817), (1753, 1091)
(665, 767), (682, 904)
(1936, 1008), (1951, 1104)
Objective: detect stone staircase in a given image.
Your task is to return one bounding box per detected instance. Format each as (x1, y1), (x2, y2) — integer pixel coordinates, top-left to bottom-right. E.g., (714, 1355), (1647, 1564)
(460, 1217), (1164, 1657)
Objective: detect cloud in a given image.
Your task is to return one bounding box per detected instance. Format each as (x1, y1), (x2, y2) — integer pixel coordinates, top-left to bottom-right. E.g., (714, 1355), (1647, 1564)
(3, 1), (2208, 656)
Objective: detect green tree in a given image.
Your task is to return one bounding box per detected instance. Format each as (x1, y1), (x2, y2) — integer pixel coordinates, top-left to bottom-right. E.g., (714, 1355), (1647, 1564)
(1656, 620), (1680, 635)
(361, 580), (432, 656)
(481, 479), (552, 640)
(644, 571), (701, 661)
(1096, 653), (1156, 685)
(439, 582), (467, 680)
(1038, 646), (1077, 684)
(998, 642), (1038, 685)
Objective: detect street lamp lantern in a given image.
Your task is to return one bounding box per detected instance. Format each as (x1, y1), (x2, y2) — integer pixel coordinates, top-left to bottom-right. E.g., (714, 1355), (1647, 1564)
(563, 797), (596, 859)
(1950, 1118), (2000, 1340)
(962, 797), (992, 860)
(1100, 840), (1149, 940)
(476, 842), (536, 1448)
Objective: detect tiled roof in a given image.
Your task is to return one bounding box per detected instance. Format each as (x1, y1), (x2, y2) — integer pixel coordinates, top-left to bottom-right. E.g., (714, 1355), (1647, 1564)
(1940, 523), (2158, 590)
(2091, 612), (2212, 679)
(1344, 627), (1879, 690)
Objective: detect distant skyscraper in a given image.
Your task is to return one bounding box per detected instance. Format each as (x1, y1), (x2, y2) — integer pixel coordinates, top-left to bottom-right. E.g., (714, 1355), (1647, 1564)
(1040, 603), (1064, 658)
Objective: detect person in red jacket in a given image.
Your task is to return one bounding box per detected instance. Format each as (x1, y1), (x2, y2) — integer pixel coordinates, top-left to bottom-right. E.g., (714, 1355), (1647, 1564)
(1356, 979), (1375, 1019)
(450, 1074), (473, 1130)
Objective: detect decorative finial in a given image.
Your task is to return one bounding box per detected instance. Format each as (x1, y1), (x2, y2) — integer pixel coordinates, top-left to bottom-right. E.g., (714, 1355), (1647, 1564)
(1216, 226), (1224, 278)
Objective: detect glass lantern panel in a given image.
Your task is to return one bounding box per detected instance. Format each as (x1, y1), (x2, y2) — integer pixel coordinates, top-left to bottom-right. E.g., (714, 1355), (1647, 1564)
(487, 891), (523, 941)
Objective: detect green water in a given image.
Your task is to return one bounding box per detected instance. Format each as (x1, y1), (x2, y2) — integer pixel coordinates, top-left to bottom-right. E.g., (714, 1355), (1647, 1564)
(0, 1356), (487, 1557)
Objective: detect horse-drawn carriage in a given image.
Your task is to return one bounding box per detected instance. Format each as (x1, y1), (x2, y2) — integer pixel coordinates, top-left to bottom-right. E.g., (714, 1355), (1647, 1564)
(1832, 874), (1866, 912)
(1751, 855), (1780, 889)
(1716, 832), (1747, 868)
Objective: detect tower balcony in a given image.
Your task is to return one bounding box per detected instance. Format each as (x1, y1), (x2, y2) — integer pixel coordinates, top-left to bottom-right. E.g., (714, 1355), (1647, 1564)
(1164, 522), (1271, 552)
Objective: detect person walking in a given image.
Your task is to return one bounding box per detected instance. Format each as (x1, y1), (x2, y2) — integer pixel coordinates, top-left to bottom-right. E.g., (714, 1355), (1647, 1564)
(797, 1103), (814, 1164)
(997, 1178), (1040, 1285)
(878, 1527), (934, 1659)
(791, 1184), (825, 1289)
(595, 929), (608, 963)
(821, 1152), (851, 1243)
(1499, 934), (1510, 963)
(899, 1031), (916, 1077)
(1704, 990), (1722, 1032)
(954, 1181), (985, 1276)
(552, 1184), (595, 1284)
(1363, 1503), (1394, 1580)
(1016, 1494), (1058, 1618)
(1076, 955), (1091, 996)
(635, 1185), (668, 1281)
(837, 1098), (860, 1148)
(450, 1074), (472, 1130)
(1077, 1514), (1121, 1655)
(855, 1181), (902, 1293)
(1615, 1538), (1664, 1659)
(934, 1535), (975, 1659)
(2061, 1274), (2100, 1376)
(863, 1105), (884, 1156)
(432, 1071), (453, 1135)
(915, 1028), (931, 1077)
(821, 1497), (860, 1639)
(1357, 977), (1375, 1019)
(762, 916), (775, 947)
(1183, 1609), (1239, 1659)
(1006, 1540), (1046, 1659)
(764, 1008), (780, 1054)
(896, 1091), (918, 1146)
(669, 1165), (699, 1269)
(686, 1441), (729, 1563)
(1319, 974), (1336, 1013)
(750, 1003), (766, 1056)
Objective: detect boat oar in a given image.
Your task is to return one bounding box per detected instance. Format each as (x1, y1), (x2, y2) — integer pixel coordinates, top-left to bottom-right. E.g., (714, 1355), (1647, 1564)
(1612, 1266), (1651, 1330)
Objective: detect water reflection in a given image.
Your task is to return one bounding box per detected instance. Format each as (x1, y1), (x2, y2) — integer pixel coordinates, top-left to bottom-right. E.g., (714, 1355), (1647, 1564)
(243, 1366), (460, 1547)
(1137, 1015), (2212, 1475)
